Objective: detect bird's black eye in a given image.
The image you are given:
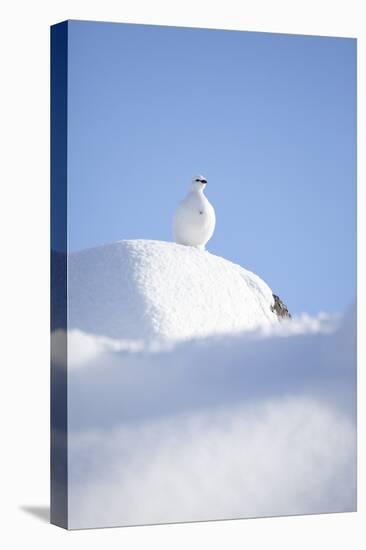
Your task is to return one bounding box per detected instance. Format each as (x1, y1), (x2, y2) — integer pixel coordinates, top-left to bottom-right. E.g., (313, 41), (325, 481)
(201, 179), (207, 184)
(195, 178), (200, 182)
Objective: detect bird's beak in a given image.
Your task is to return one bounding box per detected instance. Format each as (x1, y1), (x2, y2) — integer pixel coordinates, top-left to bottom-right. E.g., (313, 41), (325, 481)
(201, 179), (207, 184)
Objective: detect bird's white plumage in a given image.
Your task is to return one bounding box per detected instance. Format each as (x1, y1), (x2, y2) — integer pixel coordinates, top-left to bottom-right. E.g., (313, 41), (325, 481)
(173, 175), (216, 249)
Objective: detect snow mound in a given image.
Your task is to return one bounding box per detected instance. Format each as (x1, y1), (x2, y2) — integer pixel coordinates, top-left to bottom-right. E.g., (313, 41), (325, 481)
(69, 239), (278, 341)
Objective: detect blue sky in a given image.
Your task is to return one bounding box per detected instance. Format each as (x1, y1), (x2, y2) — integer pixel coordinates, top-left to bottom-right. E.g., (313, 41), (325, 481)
(66, 20), (356, 316)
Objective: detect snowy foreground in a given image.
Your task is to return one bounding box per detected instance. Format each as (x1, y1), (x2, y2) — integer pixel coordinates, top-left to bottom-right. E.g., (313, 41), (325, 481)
(54, 240), (356, 528)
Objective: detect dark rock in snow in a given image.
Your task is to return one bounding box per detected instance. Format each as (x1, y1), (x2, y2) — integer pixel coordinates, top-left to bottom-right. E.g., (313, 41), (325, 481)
(271, 294), (291, 320)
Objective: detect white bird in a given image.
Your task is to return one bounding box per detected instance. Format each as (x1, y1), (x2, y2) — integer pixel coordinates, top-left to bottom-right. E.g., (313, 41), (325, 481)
(173, 175), (216, 250)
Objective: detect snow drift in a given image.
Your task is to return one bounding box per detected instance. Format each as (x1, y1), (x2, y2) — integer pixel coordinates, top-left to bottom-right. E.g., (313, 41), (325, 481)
(68, 239), (278, 341)
(54, 307), (356, 529)
(53, 239), (356, 529)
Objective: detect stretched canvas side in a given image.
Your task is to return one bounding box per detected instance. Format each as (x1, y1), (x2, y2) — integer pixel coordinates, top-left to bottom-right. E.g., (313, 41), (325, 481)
(50, 20), (68, 530)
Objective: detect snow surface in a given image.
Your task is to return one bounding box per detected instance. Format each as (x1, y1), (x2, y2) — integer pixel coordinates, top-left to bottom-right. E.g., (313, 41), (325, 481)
(55, 239), (356, 528)
(69, 239), (278, 341)
(51, 306), (356, 528)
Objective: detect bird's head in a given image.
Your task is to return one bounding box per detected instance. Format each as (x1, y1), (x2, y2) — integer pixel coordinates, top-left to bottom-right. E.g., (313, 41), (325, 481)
(191, 175), (208, 192)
